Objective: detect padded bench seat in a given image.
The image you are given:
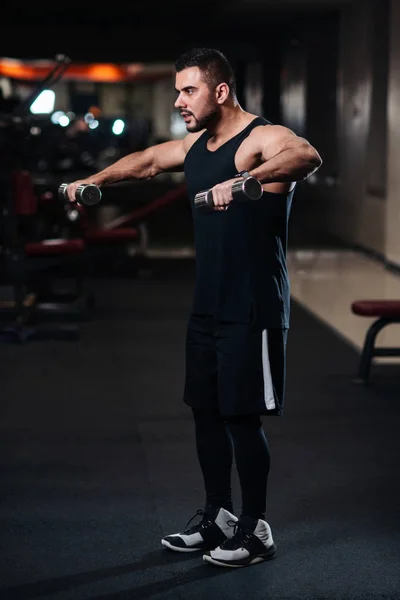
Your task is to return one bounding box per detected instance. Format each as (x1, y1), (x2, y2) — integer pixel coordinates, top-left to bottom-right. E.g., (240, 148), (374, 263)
(351, 299), (400, 384)
(352, 300), (400, 317)
(25, 238), (85, 256)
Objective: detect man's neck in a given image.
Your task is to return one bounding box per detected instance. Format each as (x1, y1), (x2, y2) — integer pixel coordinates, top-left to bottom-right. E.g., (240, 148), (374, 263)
(207, 107), (256, 144)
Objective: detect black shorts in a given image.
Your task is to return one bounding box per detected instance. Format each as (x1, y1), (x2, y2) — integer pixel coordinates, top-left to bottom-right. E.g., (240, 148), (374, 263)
(183, 313), (288, 417)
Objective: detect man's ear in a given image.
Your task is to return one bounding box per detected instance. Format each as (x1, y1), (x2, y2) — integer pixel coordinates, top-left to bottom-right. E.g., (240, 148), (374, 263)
(216, 82), (230, 104)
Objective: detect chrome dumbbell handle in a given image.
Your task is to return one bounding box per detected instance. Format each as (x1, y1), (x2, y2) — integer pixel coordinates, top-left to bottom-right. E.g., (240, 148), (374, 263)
(193, 188), (215, 209)
(58, 183), (102, 206)
(194, 172), (262, 210)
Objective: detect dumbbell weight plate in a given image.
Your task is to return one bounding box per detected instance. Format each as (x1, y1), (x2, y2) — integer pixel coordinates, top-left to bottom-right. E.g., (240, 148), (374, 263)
(76, 184), (102, 206)
(231, 176), (263, 201)
(193, 189), (214, 209)
(58, 183), (69, 202)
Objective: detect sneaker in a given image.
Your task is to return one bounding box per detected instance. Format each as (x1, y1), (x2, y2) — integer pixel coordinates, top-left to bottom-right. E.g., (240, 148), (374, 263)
(161, 507), (238, 553)
(203, 517), (277, 567)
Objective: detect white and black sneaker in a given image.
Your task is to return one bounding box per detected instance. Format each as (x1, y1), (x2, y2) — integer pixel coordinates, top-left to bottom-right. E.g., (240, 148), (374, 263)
(203, 517), (277, 567)
(161, 507), (238, 553)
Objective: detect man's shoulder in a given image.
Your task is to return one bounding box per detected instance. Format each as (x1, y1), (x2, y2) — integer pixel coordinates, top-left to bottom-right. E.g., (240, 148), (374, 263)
(182, 130), (207, 154)
(248, 122), (293, 142)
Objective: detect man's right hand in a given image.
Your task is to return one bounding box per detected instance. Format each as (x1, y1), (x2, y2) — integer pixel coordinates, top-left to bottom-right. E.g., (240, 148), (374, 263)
(65, 179), (98, 203)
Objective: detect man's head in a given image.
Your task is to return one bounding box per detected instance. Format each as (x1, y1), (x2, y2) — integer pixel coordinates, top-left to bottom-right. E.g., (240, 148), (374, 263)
(174, 48), (237, 132)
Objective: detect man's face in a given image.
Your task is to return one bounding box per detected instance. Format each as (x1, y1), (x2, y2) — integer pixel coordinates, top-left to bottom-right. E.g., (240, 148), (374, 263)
(174, 67), (219, 132)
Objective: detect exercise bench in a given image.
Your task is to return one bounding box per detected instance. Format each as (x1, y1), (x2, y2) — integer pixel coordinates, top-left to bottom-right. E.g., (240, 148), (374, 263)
(73, 184), (188, 275)
(0, 169), (87, 342)
(351, 299), (400, 384)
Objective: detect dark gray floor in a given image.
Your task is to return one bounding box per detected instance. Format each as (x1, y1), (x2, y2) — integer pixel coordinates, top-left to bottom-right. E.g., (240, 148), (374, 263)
(1, 259), (399, 600)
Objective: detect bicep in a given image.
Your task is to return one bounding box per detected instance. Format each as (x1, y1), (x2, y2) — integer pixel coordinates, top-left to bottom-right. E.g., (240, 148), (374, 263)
(150, 140), (186, 175)
(260, 126), (310, 161)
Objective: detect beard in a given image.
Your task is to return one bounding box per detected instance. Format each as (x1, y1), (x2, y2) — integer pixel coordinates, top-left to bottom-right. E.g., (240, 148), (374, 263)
(185, 105), (219, 132)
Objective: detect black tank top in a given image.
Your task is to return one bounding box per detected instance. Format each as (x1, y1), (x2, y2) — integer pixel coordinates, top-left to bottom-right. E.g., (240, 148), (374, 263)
(184, 116), (294, 328)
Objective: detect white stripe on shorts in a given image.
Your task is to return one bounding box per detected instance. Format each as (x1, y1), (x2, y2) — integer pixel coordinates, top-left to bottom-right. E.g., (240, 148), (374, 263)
(262, 329), (276, 411)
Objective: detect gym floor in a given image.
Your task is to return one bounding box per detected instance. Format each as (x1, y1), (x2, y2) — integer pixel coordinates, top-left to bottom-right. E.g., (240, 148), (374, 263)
(1, 253), (399, 600)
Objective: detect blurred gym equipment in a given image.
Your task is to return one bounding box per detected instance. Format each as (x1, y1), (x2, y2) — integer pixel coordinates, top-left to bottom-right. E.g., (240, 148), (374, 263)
(0, 55), (88, 342)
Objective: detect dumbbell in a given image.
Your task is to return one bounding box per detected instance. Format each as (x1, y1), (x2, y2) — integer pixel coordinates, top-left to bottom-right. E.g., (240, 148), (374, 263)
(194, 172), (262, 210)
(58, 183), (102, 206)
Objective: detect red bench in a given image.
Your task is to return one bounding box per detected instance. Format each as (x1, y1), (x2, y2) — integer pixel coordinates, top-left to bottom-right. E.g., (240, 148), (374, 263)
(82, 184), (188, 253)
(351, 300), (400, 384)
(74, 184), (188, 274)
(0, 170), (87, 342)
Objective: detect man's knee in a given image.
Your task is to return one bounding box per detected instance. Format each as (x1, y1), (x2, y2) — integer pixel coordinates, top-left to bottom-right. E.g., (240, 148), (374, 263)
(225, 414), (263, 431)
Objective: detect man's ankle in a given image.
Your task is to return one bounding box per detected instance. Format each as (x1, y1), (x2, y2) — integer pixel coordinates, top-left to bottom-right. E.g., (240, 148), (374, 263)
(204, 502), (234, 517)
(238, 514), (260, 530)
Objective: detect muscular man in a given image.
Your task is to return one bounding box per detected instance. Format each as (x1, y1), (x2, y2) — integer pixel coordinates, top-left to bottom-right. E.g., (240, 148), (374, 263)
(66, 48), (322, 569)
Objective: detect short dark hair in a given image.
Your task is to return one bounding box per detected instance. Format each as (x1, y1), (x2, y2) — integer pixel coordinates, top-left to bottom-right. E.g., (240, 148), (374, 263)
(175, 48), (236, 98)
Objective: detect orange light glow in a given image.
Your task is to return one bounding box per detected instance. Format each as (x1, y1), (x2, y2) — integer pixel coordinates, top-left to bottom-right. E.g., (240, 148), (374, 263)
(0, 58), (170, 82)
(88, 64), (125, 81)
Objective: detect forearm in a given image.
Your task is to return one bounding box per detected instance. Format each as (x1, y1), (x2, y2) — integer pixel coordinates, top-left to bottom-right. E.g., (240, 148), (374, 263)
(250, 146), (322, 184)
(87, 148), (155, 187)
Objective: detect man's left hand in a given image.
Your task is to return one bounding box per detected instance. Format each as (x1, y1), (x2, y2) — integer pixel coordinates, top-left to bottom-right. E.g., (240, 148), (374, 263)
(210, 178), (237, 211)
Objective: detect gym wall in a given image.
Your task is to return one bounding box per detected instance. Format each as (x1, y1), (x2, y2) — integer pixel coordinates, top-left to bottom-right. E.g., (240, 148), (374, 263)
(279, 0), (396, 266)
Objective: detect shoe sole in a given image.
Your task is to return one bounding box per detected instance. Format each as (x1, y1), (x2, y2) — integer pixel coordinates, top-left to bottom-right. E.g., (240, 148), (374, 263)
(203, 543), (277, 568)
(161, 539), (203, 553)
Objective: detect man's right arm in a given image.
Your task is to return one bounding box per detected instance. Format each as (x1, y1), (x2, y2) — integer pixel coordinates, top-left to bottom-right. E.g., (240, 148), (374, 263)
(65, 138), (188, 202)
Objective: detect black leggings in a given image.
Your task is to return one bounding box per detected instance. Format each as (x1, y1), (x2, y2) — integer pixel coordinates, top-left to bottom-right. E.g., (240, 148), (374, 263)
(192, 407), (270, 520)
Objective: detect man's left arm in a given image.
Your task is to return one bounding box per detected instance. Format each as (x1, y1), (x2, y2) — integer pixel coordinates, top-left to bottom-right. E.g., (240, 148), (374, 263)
(210, 125), (322, 208)
(250, 125), (322, 184)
